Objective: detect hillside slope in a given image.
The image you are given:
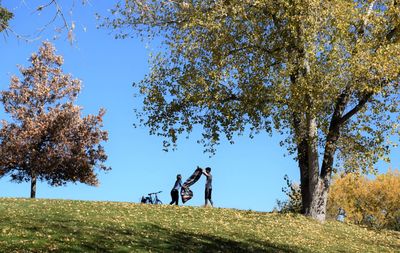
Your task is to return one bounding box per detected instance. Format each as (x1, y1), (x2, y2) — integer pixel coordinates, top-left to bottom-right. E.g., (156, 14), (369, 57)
(0, 198), (399, 252)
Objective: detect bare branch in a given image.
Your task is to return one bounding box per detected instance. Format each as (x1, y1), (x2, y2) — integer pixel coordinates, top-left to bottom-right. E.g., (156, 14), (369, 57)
(2, 0), (76, 43)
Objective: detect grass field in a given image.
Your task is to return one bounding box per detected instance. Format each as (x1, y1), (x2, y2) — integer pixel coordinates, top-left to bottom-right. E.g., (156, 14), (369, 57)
(0, 198), (399, 252)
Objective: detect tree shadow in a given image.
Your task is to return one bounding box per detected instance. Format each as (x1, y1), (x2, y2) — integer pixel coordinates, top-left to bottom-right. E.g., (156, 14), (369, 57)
(43, 221), (304, 252)
(118, 223), (303, 252)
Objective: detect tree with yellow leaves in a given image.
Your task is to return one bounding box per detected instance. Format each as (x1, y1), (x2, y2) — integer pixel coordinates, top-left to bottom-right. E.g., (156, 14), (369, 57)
(102, 0), (400, 221)
(328, 169), (400, 230)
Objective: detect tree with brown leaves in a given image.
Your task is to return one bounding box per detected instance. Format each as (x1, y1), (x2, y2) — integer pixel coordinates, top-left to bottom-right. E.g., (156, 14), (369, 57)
(0, 42), (110, 198)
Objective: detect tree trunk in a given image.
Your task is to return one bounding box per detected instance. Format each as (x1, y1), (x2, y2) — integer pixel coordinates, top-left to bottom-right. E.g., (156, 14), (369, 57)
(298, 141), (330, 222)
(303, 114), (329, 222)
(292, 111), (312, 215)
(30, 172), (37, 198)
(297, 129), (334, 222)
(308, 178), (329, 222)
(297, 139), (311, 214)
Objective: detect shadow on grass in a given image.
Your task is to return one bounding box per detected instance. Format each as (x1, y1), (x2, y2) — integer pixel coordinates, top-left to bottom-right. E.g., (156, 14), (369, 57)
(106, 223), (302, 253)
(20, 219), (304, 252)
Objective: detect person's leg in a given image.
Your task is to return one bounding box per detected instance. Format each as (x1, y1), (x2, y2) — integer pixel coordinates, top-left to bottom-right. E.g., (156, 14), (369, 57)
(170, 190), (175, 205)
(173, 189), (179, 205)
(208, 189), (213, 207)
(204, 188), (209, 206)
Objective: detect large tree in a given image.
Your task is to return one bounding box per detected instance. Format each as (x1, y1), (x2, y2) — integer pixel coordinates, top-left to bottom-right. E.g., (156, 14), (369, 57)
(0, 42), (109, 198)
(103, 0), (400, 221)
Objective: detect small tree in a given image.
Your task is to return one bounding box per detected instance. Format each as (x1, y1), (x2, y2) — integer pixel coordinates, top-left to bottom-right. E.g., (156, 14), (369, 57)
(0, 42), (110, 198)
(275, 175), (302, 214)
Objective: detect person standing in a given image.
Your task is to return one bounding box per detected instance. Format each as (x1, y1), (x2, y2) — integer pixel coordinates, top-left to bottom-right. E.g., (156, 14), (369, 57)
(170, 174), (182, 205)
(202, 167), (213, 207)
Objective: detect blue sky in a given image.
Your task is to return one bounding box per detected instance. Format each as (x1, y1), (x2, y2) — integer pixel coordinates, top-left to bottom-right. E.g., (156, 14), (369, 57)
(0, 1), (398, 212)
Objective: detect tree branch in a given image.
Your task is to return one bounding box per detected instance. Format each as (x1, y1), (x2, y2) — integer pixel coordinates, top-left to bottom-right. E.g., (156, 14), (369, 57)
(320, 85), (352, 178)
(320, 88), (375, 178)
(219, 94), (240, 103)
(224, 44), (284, 59)
(2, 0), (74, 43)
(337, 92), (373, 125)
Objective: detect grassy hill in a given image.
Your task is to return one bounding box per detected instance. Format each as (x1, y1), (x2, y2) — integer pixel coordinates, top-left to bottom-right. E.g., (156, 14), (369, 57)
(0, 198), (399, 252)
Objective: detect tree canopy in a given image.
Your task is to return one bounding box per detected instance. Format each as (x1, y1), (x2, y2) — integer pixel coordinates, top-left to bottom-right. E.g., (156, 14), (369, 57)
(103, 0), (400, 221)
(0, 42), (110, 198)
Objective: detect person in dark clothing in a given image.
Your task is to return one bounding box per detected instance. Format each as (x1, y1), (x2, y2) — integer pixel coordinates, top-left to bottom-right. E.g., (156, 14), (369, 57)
(170, 174), (182, 205)
(202, 167), (213, 207)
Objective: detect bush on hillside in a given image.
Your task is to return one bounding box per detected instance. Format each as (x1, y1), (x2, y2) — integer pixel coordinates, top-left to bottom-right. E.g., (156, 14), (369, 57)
(327, 169), (400, 231)
(274, 175), (302, 214)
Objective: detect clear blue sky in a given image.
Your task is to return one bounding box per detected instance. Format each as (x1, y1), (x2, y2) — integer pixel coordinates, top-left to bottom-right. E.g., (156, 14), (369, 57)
(0, 1), (398, 212)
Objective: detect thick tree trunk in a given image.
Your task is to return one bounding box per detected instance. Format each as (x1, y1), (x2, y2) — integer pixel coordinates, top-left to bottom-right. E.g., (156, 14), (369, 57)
(30, 172), (37, 198)
(299, 87), (353, 221)
(292, 111), (311, 215)
(303, 115), (328, 221)
(297, 139), (310, 214)
(298, 137), (332, 222)
(308, 178), (329, 222)
(301, 173), (330, 222)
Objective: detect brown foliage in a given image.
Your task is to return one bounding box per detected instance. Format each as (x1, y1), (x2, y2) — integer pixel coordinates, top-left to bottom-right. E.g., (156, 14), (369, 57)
(0, 42), (109, 190)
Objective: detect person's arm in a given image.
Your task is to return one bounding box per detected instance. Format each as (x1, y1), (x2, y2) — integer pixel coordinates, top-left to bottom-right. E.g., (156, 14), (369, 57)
(202, 170), (209, 177)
